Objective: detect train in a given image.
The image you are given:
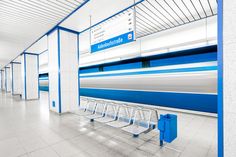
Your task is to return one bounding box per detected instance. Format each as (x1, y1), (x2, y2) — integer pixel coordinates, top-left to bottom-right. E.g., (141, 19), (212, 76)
(39, 45), (217, 113)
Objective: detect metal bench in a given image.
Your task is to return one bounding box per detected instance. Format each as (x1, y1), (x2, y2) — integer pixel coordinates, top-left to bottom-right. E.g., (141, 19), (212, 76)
(107, 105), (134, 128)
(95, 102), (119, 123)
(73, 97), (89, 114)
(86, 101), (107, 121)
(77, 99), (97, 116)
(122, 108), (155, 137)
(150, 109), (158, 129)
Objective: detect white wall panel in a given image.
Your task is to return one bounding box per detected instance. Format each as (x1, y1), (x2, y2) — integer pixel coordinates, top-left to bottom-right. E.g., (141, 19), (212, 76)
(11, 63), (22, 95)
(21, 56), (25, 98)
(48, 30), (59, 113)
(0, 70), (2, 90)
(140, 18), (212, 52)
(223, 0), (236, 156)
(79, 31), (90, 54)
(39, 50), (48, 74)
(39, 50), (48, 65)
(48, 29), (79, 114)
(60, 30), (79, 112)
(5, 67), (11, 92)
(2, 70), (6, 91)
(21, 54), (39, 100)
(207, 16), (217, 40)
(26, 55), (38, 99)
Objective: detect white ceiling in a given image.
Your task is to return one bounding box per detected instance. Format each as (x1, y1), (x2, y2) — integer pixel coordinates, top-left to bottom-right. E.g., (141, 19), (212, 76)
(60, 0), (141, 32)
(26, 0), (140, 55)
(26, 35), (48, 54)
(63, 0), (217, 56)
(134, 0), (217, 38)
(61, 0), (217, 37)
(0, 0), (87, 68)
(0, 0), (217, 69)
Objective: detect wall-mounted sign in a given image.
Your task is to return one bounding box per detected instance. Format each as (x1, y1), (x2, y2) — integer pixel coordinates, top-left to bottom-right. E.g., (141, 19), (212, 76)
(90, 9), (135, 53)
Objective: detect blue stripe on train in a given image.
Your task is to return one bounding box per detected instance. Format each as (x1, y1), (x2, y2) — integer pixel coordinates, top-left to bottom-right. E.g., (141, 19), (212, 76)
(39, 65), (218, 80)
(39, 77), (48, 80)
(80, 46), (217, 74)
(80, 52), (217, 74)
(150, 52), (216, 67)
(80, 88), (217, 113)
(80, 66), (217, 78)
(39, 86), (49, 91)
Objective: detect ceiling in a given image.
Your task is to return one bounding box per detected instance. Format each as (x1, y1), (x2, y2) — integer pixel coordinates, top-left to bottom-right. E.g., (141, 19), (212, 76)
(0, 0), (87, 68)
(135, 0), (217, 38)
(60, 0), (141, 32)
(61, 0), (217, 37)
(62, 0), (217, 56)
(0, 0), (217, 69)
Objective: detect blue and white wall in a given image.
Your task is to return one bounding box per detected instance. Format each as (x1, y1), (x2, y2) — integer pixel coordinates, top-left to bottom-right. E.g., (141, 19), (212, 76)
(223, 0), (236, 156)
(5, 66), (11, 93)
(39, 50), (48, 74)
(1, 69), (5, 91)
(11, 62), (22, 95)
(48, 28), (79, 114)
(0, 70), (2, 90)
(21, 53), (39, 100)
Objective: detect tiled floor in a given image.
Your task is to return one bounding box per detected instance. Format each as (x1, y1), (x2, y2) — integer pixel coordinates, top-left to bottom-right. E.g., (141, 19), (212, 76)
(0, 92), (217, 157)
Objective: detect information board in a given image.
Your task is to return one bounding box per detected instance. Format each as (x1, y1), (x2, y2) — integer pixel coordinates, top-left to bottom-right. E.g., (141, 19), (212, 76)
(90, 9), (135, 53)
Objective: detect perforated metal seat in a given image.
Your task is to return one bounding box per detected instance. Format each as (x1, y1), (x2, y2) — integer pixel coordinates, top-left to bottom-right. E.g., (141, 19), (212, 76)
(150, 109), (158, 129)
(73, 97), (89, 115)
(122, 108), (153, 136)
(107, 105), (134, 128)
(78, 99), (97, 116)
(95, 103), (119, 123)
(87, 101), (107, 121)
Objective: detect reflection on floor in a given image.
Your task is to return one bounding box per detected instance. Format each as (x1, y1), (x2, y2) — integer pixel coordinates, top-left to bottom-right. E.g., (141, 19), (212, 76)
(0, 91), (217, 157)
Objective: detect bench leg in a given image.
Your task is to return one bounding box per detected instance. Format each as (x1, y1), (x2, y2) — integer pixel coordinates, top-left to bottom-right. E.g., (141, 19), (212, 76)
(160, 140), (163, 147)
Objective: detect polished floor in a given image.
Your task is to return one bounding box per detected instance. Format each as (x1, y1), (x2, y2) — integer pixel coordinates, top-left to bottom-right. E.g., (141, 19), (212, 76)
(0, 91), (217, 157)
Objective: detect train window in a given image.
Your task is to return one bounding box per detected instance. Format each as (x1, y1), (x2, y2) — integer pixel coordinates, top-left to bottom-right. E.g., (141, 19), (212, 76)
(99, 66), (104, 72)
(142, 60), (150, 68)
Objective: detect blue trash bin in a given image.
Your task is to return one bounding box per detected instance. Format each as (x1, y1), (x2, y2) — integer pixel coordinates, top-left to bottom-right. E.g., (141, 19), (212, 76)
(158, 114), (177, 146)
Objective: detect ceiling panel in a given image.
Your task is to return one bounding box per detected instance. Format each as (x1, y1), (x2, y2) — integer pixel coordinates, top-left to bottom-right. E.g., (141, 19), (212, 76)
(135, 0), (217, 38)
(60, 0), (141, 32)
(77, 0), (217, 55)
(0, 0), (87, 68)
(0, 0), (217, 69)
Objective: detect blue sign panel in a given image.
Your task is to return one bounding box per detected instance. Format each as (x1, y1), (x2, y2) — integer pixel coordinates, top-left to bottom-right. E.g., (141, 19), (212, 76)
(91, 31), (134, 53)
